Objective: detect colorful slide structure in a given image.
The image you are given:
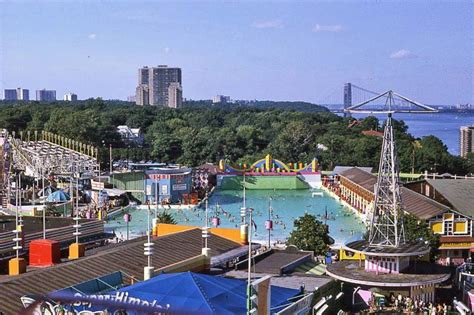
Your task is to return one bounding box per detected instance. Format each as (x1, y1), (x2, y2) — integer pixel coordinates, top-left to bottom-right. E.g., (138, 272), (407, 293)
(217, 154), (321, 190)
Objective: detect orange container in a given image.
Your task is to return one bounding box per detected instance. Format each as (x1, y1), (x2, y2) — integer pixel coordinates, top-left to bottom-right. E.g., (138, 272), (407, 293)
(29, 239), (61, 267)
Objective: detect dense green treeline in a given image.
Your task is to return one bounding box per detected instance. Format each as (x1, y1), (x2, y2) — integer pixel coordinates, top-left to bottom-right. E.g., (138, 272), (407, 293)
(0, 99), (470, 175)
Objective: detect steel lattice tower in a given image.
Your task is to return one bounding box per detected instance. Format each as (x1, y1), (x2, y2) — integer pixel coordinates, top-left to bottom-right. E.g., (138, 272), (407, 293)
(368, 112), (405, 247)
(344, 89), (437, 248)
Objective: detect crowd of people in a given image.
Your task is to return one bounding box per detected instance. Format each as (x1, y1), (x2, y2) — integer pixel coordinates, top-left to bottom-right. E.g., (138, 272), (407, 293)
(369, 292), (454, 314)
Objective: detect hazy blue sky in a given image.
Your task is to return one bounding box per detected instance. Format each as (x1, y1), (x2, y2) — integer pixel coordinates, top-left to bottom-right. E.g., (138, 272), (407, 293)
(0, 1), (472, 104)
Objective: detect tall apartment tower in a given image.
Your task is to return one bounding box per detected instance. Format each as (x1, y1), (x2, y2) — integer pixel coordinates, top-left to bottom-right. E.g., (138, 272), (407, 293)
(135, 65), (182, 107)
(138, 67), (149, 85)
(17, 88), (29, 101)
(64, 93), (78, 101)
(36, 89), (56, 101)
(4, 89), (17, 100)
(460, 126), (474, 158)
(136, 85), (149, 106)
(4, 88), (29, 101)
(168, 83), (183, 108)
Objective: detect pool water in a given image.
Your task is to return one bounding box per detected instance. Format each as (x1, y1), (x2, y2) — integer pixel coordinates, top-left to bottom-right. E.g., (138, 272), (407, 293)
(104, 189), (367, 245)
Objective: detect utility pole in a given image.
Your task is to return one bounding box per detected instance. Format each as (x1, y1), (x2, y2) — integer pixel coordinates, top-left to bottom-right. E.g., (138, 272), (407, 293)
(42, 167), (46, 239)
(109, 144), (114, 189)
(247, 208), (254, 315)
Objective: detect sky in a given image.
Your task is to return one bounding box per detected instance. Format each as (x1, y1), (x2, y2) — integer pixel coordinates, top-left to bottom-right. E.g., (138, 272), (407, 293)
(0, 0), (472, 105)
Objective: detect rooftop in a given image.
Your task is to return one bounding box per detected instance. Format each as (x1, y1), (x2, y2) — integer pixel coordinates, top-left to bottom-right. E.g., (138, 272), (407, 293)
(225, 270), (333, 291)
(0, 216), (90, 234)
(0, 228), (241, 314)
(236, 248), (312, 275)
(338, 167), (448, 219)
(332, 166), (373, 176)
(326, 260), (450, 287)
(425, 179), (474, 217)
(344, 240), (430, 257)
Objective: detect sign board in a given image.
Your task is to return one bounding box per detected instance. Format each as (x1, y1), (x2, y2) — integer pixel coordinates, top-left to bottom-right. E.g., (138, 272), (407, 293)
(161, 185), (169, 195)
(172, 184), (187, 191)
(91, 180), (104, 190)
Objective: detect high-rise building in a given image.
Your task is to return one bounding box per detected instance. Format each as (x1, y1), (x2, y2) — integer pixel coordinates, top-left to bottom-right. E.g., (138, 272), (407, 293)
(168, 83), (183, 108)
(4, 89), (17, 100)
(138, 67), (149, 85)
(135, 65), (182, 107)
(17, 88), (29, 101)
(64, 93), (78, 101)
(460, 126), (474, 158)
(135, 85), (149, 106)
(36, 89), (56, 102)
(212, 95), (231, 104)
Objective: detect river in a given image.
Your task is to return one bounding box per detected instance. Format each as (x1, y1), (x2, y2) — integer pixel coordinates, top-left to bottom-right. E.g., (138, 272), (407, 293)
(337, 112), (474, 155)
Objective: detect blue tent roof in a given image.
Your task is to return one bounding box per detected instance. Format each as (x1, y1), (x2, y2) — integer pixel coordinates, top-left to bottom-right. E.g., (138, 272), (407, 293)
(47, 190), (70, 202)
(115, 271), (299, 314)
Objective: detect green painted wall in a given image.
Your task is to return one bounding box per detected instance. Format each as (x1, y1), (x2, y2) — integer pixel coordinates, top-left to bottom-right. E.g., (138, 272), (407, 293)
(110, 171), (145, 201)
(220, 175), (309, 190)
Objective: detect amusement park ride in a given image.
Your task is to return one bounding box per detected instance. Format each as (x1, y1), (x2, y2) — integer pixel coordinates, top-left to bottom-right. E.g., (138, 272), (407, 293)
(326, 90), (451, 306)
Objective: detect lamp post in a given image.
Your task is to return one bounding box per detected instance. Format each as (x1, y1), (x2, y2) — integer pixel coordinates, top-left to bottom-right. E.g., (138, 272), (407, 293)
(246, 207), (254, 315)
(13, 173), (22, 259)
(124, 212), (131, 240)
(109, 144), (114, 189)
(144, 202), (154, 280)
(42, 166), (46, 239)
(202, 192), (210, 257)
(73, 172), (81, 244)
(266, 198), (273, 249)
(18, 172), (23, 241)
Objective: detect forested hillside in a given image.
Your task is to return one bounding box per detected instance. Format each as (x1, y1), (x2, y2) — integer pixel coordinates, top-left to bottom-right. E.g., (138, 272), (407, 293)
(0, 99), (470, 174)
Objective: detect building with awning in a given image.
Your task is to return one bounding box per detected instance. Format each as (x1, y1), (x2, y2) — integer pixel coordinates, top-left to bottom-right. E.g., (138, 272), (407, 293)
(405, 179), (474, 265)
(329, 167), (474, 265)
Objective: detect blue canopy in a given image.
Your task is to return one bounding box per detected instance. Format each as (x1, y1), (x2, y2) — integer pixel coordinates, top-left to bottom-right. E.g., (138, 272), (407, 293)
(113, 271), (299, 314)
(47, 190), (70, 202)
(47, 272), (299, 314)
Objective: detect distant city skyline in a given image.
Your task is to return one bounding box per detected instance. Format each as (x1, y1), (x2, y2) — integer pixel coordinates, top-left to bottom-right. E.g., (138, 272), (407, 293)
(0, 1), (472, 104)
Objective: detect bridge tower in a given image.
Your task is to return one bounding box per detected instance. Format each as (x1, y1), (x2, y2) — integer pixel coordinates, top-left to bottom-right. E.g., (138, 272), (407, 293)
(343, 83), (352, 118)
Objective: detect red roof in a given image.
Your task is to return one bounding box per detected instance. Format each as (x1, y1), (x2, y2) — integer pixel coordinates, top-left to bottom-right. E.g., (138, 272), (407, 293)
(361, 130), (384, 137)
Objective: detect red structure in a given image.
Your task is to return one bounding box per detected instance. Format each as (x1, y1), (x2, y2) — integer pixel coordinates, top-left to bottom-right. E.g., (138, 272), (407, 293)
(29, 239), (61, 267)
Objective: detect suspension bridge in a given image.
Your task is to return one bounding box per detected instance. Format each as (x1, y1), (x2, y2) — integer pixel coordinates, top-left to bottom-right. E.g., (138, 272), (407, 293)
(320, 83), (438, 115)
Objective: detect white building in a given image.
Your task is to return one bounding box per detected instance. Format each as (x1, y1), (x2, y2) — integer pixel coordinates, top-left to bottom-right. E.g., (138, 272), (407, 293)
(117, 125), (144, 145)
(212, 95), (230, 104)
(64, 93), (78, 101)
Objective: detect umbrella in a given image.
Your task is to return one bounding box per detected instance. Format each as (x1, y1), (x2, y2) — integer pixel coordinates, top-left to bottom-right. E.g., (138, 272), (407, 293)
(46, 190), (70, 203)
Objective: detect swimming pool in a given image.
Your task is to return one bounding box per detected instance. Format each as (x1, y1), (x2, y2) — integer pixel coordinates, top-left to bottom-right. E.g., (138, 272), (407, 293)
(104, 189), (367, 245)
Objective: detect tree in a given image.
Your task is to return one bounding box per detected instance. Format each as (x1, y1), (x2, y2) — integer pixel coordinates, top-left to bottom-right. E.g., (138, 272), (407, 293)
(287, 213), (331, 255)
(403, 214), (440, 261)
(156, 211), (177, 225)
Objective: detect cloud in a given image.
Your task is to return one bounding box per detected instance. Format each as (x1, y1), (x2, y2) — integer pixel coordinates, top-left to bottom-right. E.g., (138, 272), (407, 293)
(251, 20), (284, 29)
(389, 49), (417, 59)
(88, 33), (97, 40)
(312, 24), (343, 33)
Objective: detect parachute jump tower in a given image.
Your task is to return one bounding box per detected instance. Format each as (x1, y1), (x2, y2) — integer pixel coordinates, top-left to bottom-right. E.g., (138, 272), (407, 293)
(326, 90), (450, 307)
